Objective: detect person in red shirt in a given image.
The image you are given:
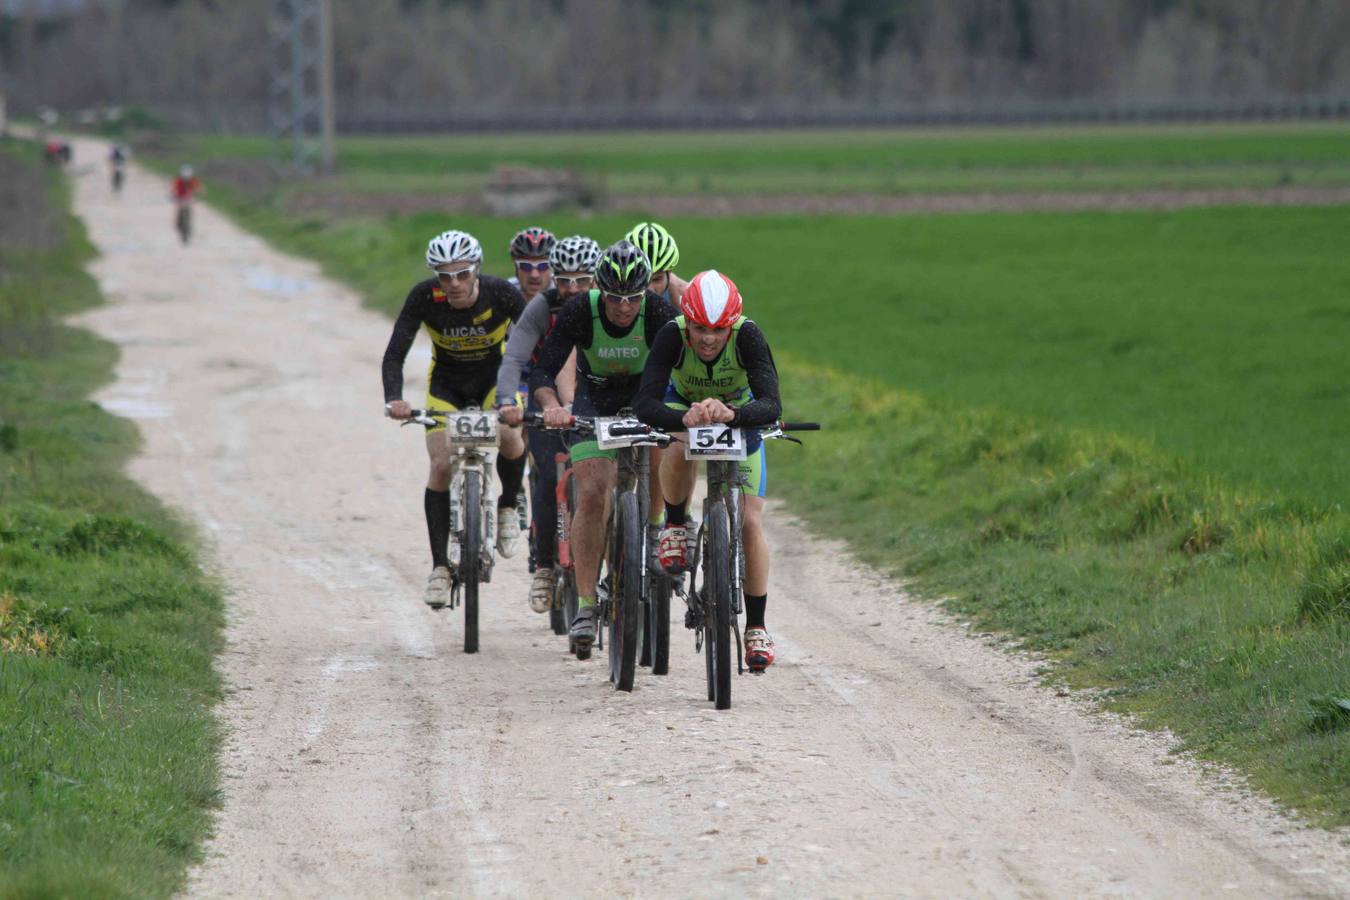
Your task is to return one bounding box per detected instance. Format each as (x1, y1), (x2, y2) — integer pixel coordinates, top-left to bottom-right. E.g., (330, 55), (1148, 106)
(170, 165), (202, 244)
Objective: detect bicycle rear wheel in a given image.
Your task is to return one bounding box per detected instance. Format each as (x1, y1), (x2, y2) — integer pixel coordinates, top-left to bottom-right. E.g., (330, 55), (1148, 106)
(705, 502), (732, 709)
(461, 471), (481, 654)
(608, 492), (642, 692)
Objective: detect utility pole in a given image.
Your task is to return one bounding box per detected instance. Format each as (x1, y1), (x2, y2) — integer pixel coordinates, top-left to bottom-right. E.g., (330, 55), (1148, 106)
(269, 0), (336, 174)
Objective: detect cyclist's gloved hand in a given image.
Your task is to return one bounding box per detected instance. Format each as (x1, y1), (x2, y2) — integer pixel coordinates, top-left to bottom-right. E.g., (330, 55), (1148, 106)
(385, 400), (412, 420)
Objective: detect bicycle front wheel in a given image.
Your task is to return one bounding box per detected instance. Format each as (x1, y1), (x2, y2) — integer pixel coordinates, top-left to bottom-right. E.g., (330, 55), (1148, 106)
(648, 572), (671, 676)
(608, 492), (642, 692)
(705, 502), (732, 709)
(461, 471), (481, 654)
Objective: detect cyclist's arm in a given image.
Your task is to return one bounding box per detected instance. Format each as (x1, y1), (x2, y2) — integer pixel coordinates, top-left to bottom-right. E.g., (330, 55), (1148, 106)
(556, 348), (578, 406)
(494, 295), (550, 405)
(634, 322), (686, 432)
(381, 282), (430, 403)
(728, 320), (782, 428)
(528, 298), (587, 411)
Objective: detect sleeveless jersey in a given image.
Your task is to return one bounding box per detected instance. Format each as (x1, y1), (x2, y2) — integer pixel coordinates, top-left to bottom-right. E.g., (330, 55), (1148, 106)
(579, 289), (650, 387)
(670, 314), (751, 406)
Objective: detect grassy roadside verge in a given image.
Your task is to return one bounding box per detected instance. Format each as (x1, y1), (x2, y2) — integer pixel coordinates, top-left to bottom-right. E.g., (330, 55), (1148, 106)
(0, 141), (223, 897)
(770, 355), (1349, 826)
(145, 153), (1349, 825)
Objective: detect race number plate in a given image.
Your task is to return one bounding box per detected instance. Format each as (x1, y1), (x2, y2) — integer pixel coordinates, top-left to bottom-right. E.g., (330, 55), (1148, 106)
(443, 410), (498, 446)
(685, 424), (747, 460)
(595, 416), (646, 450)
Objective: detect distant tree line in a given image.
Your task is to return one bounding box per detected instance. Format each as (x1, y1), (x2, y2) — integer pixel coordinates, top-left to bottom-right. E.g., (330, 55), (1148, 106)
(1, 0), (1346, 128)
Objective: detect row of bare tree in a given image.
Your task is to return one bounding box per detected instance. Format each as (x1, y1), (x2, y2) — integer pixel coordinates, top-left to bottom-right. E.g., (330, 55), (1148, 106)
(2, 0), (1347, 127)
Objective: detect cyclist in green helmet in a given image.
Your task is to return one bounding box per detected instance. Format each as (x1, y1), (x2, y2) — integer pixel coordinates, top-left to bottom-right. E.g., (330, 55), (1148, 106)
(625, 221), (689, 306)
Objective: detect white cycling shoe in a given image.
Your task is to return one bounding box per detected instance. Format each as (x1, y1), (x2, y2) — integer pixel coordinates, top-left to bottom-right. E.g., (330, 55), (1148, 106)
(423, 566), (451, 609)
(529, 567), (554, 613)
(496, 513), (522, 558)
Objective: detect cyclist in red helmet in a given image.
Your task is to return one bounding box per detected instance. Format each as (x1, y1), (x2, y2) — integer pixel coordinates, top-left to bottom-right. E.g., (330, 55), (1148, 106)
(508, 226), (556, 302)
(633, 270), (783, 671)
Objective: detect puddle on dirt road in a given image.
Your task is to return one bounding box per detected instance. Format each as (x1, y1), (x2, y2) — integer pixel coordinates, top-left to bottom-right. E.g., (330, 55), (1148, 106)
(245, 266), (312, 297)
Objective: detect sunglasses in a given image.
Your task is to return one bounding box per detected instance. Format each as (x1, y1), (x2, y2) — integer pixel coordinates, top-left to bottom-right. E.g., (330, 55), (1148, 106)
(554, 275), (594, 288)
(603, 291), (645, 306)
(435, 267), (477, 283)
(515, 260), (551, 273)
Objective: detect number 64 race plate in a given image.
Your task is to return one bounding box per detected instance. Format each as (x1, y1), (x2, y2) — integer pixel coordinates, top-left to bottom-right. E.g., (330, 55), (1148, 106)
(685, 424), (747, 460)
(444, 410), (498, 446)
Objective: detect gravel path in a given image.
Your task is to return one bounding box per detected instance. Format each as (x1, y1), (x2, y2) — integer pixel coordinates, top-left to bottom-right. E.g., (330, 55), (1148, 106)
(62, 135), (1350, 899)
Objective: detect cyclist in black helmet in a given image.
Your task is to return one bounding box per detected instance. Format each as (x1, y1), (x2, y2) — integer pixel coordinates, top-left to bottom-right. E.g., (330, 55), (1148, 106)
(529, 240), (678, 654)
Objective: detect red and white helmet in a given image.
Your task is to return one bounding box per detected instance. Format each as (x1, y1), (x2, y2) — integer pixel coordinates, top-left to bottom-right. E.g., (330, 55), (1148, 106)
(680, 270), (742, 329)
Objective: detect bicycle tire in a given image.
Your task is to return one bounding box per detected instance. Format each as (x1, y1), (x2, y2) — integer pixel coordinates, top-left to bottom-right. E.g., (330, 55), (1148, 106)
(706, 502), (733, 709)
(176, 205), (191, 244)
(648, 572), (671, 676)
(609, 491), (642, 692)
(461, 471), (481, 654)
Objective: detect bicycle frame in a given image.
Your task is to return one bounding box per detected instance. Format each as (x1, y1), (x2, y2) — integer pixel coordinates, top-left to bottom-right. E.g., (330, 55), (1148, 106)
(445, 443), (497, 593)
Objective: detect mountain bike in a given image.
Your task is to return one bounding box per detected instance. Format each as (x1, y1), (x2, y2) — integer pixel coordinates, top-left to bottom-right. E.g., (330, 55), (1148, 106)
(398, 407), (501, 653)
(175, 200), (193, 245)
(551, 448), (583, 655)
(684, 420), (818, 710)
(525, 412), (672, 689)
(526, 439), (568, 637)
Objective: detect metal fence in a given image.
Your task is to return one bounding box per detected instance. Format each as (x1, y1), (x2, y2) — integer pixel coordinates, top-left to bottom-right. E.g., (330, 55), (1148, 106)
(336, 95), (1350, 134)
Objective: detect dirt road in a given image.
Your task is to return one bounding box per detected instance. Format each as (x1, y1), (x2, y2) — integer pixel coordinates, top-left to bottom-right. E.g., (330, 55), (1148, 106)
(64, 137), (1350, 898)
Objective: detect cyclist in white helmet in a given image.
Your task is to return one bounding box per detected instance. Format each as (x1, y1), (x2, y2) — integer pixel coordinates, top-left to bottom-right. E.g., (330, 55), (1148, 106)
(625, 221), (688, 305)
(384, 229), (529, 608)
(497, 235), (602, 613)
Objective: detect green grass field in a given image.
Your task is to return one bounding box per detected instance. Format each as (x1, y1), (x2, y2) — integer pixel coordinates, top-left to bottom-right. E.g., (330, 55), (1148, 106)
(0, 140), (224, 898)
(149, 125), (1350, 824)
(172, 121), (1350, 196)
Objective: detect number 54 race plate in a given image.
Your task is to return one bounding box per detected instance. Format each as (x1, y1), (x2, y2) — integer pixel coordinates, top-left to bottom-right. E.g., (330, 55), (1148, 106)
(444, 410), (498, 446)
(685, 424), (747, 460)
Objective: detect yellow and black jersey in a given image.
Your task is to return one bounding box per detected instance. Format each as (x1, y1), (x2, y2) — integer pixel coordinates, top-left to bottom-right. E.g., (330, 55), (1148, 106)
(382, 275), (526, 403)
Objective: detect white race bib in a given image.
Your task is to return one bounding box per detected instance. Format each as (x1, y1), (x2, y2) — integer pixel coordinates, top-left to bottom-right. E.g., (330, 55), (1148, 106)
(443, 410), (498, 446)
(685, 424), (747, 460)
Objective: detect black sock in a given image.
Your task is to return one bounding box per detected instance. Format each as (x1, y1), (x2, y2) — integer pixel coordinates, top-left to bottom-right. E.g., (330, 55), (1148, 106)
(425, 488), (450, 569)
(745, 593), (767, 629)
(665, 502), (687, 527)
(496, 452), (526, 510)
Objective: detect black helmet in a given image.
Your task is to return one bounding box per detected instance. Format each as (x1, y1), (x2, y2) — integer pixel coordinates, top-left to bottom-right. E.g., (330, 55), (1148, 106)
(509, 226), (556, 259)
(594, 239), (652, 295)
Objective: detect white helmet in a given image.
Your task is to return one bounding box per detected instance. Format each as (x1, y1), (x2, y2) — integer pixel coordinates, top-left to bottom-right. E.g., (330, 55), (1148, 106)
(180, 164), (194, 178)
(549, 235), (602, 274)
(426, 229), (483, 269)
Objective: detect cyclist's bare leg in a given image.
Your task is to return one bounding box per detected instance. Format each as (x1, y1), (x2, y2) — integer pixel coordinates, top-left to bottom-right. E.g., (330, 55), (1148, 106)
(741, 495), (769, 596)
(498, 422), (524, 460)
(424, 430), (454, 490)
(570, 456), (616, 599)
(647, 446), (665, 517)
(658, 441), (697, 508)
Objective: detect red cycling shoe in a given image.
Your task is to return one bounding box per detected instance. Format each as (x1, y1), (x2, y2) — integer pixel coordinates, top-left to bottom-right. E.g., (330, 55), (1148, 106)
(743, 626), (775, 671)
(658, 525), (689, 573)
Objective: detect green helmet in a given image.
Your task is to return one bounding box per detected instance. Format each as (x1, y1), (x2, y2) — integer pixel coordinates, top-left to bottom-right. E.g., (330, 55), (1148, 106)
(624, 222), (679, 273)
(595, 240), (652, 295)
